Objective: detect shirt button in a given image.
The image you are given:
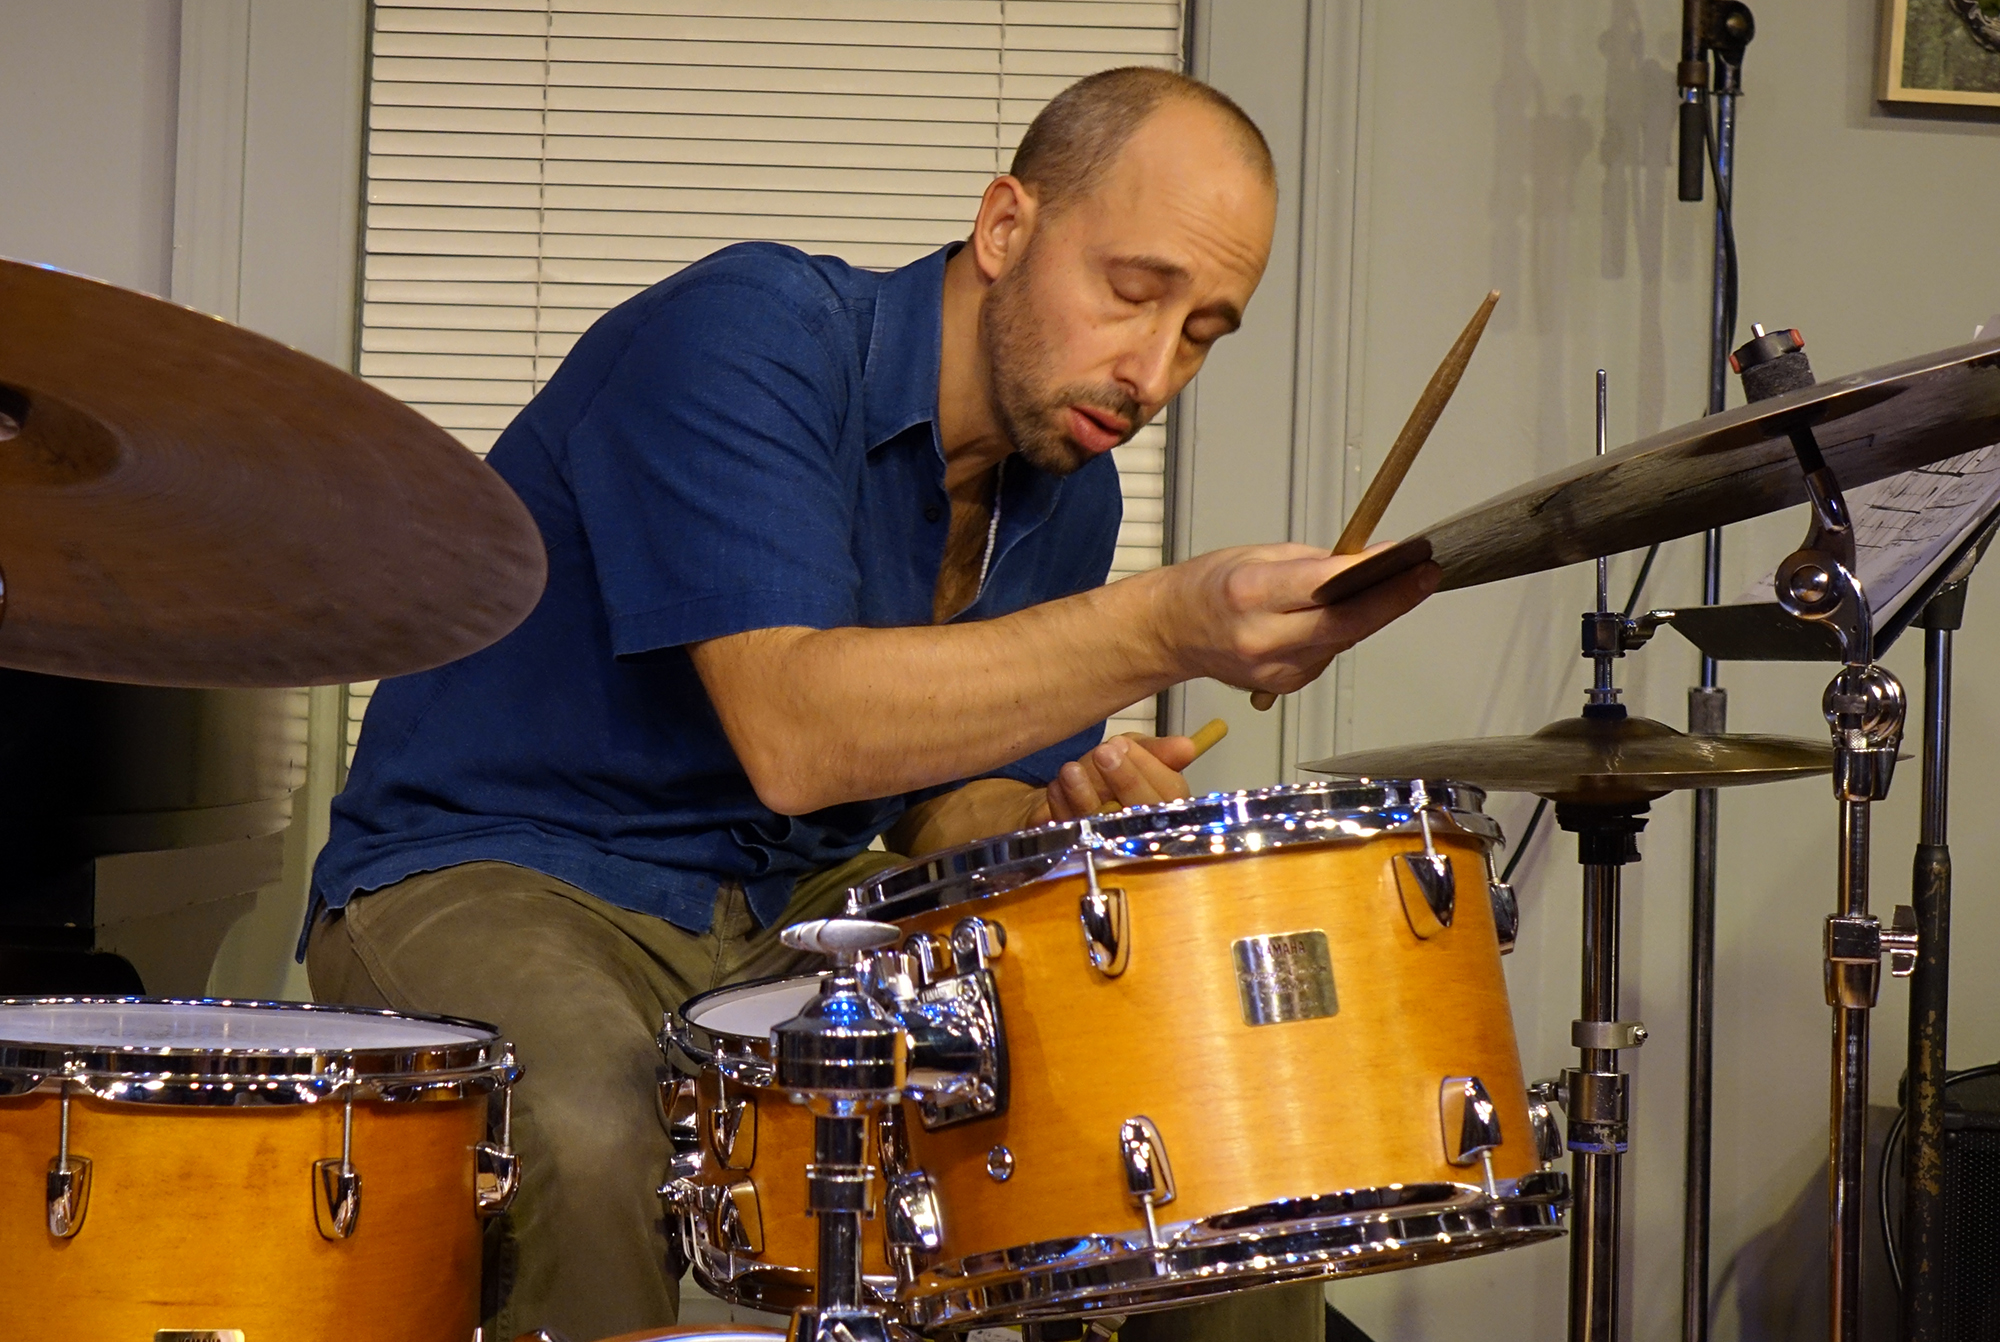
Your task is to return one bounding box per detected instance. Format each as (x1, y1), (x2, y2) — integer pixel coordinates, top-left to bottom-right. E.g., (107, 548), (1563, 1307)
(924, 505), (942, 523)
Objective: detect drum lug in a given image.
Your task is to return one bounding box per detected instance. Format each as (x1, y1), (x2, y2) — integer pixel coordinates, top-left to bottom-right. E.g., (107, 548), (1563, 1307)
(1440, 1075), (1504, 1165)
(661, 1074), (701, 1155)
(950, 916), (1005, 972)
(1483, 850), (1518, 952)
(1079, 845), (1130, 977)
(716, 1177), (765, 1254)
(476, 1074), (522, 1216)
(709, 1079), (757, 1171)
(45, 1155), (91, 1239)
(885, 1170), (945, 1287)
(313, 1158), (363, 1240)
(45, 1078), (91, 1239)
(475, 1143), (521, 1216)
(1527, 1078), (1568, 1168)
(1117, 1115), (1176, 1249)
(315, 1064), (364, 1240)
(1440, 1076), (1504, 1199)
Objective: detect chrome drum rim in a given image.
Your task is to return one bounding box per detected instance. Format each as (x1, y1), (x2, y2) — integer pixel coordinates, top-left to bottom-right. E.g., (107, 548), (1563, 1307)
(0, 996), (516, 1105)
(848, 779), (1497, 922)
(902, 1171), (1567, 1328)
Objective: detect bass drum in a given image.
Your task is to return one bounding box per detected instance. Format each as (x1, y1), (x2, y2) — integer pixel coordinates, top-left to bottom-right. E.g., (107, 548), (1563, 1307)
(659, 976), (898, 1315)
(849, 780), (1567, 1330)
(0, 997), (519, 1342)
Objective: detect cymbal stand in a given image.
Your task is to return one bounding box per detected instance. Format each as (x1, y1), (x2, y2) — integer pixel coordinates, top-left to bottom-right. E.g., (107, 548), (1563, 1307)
(773, 919), (915, 1342)
(1561, 379), (1656, 1342)
(1747, 328), (1917, 1342)
(1556, 797), (1649, 1342)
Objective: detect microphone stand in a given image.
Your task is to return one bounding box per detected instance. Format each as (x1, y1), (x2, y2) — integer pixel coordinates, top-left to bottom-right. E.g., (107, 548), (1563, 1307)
(1675, 9), (1753, 1342)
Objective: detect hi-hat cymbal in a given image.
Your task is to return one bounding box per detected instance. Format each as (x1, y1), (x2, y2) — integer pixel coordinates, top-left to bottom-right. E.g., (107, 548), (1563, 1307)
(0, 259), (546, 687)
(1302, 714), (1834, 805)
(1317, 337), (2000, 604)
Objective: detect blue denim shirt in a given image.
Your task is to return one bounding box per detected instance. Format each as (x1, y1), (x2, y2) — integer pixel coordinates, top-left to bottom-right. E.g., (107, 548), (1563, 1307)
(311, 242), (1121, 932)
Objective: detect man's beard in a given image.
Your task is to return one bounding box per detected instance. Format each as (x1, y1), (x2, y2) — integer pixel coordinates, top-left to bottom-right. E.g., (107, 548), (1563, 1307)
(981, 249), (1144, 478)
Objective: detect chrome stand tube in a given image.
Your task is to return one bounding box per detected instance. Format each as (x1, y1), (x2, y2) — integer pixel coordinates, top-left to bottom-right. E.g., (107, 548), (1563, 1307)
(811, 1112), (869, 1317)
(1903, 586), (1962, 1342)
(1816, 661), (1907, 1342)
(1830, 798), (1873, 1342)
(1558, 801), (1651, 1342)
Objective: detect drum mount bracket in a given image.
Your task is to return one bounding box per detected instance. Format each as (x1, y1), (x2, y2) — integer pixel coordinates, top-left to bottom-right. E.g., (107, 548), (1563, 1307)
(868, 918), (1011, 1130)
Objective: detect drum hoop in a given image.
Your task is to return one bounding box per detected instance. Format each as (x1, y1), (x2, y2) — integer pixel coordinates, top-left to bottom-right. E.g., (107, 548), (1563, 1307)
(848, 779), (1497, 922)
(903, 1169), (1566, 1328)
(662, 972), (820, 1084)
(0, 997), (517, 1105)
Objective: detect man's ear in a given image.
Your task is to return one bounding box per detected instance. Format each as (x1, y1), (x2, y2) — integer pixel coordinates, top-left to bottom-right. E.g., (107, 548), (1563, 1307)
(970, 175), (1038, 283)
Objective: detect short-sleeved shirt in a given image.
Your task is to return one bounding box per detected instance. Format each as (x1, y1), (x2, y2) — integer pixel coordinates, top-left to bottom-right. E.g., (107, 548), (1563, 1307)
(310, 242), (1122, 933)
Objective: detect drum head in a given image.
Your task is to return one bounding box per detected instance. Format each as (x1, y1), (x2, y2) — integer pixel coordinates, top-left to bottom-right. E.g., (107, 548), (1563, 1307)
(0, 999), (491, 1053)
(682, 975), (823, 1042)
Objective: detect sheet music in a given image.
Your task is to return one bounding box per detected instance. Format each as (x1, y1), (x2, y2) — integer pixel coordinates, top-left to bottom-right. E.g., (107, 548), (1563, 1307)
(1733, 444), (2000, 631)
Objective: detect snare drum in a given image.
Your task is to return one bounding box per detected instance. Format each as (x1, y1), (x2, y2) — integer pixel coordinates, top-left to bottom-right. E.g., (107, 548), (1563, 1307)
(849, 780), (1566, 1328)
(0, 997), (519, 1341)
(660, 976), (898, 1314)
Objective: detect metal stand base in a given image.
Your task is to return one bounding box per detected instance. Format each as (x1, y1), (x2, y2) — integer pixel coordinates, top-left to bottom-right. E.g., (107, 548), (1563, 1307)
(1557, 800), (1651, 1342)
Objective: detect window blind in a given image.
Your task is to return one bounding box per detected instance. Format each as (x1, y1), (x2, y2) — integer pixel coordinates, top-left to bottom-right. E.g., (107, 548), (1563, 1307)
(352, 0), (1183, 768)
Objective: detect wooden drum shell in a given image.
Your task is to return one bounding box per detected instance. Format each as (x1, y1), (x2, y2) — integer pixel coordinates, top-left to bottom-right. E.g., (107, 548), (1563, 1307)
(0, 1088), (486, 1341)
(895, 831), (1535, 1268)
(677, 1063), (895, 1303)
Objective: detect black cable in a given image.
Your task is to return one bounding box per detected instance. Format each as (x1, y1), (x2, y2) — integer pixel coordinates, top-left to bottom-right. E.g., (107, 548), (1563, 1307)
(1500, 797), (1548, 884)
(1702, 95), (1739, 361)
(1622, 544), (1660, 620)
(1878, 1062), (2000, 1298)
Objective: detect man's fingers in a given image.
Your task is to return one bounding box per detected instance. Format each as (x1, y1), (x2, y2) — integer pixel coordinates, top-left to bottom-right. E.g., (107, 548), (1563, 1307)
(1230, 540), (1414, 614)
(1087, 736), (1187, 808)
(1129, 732), (1198, 772)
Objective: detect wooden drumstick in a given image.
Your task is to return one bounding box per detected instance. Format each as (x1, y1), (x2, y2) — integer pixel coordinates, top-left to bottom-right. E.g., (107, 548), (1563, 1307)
(1250, 288), (1501, 711)
(1094, 718), (1228, 814)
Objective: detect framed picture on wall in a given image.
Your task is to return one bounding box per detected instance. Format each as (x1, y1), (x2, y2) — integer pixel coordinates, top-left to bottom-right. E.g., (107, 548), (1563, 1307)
(1882, 0), (2000, 106)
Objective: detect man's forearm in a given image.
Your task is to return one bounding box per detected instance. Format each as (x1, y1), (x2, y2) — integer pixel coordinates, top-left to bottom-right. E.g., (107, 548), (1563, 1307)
(694, 569), (1180, 814)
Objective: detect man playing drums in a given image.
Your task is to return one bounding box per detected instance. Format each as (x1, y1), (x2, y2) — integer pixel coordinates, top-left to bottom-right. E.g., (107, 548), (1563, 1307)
(307, 67), (1437, 1341)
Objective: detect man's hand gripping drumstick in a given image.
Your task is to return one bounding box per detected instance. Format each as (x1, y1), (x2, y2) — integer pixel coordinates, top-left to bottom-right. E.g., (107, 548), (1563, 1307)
(1250, 288), (1501, 711)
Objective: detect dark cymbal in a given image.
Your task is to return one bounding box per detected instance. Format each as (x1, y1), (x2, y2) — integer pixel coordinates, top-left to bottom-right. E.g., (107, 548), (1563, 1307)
(0, 259), (546, 687)
(1302, 714), (1834, 805)
(1387, 337), (2000, 593)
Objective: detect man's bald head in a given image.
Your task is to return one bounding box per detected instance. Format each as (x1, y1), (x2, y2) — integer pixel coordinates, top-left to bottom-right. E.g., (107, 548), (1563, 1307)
(1009, 67), (1275, 218)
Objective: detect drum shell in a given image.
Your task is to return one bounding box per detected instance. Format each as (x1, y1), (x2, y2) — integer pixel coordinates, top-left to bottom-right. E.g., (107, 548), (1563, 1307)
(896, 830), (1536, 1267)
(676, 1058), (894, 1309)
(0, 1087), (485, 1340)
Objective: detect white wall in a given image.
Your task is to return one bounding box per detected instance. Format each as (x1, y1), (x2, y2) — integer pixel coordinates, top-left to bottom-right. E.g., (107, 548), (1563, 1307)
(1185, 1), (2000, 1338)
(0, 0), (180, 291)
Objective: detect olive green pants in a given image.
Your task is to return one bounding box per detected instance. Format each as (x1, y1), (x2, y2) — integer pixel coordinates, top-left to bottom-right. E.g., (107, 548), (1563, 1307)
(307, 859), (1323, 1342)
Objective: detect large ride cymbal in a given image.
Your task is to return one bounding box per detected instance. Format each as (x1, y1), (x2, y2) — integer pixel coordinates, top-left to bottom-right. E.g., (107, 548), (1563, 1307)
(1302, 714), (1834, 805)
(0, 259), (546, 687)
(1318, 337), (2000, 603)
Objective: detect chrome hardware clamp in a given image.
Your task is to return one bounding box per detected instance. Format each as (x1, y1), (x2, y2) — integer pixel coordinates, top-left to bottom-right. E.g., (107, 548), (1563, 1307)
(1743, 322), (1911, 1342)
(774, 917), (916, 1342)
(1118, 1115), (1177, 1251)
(46, 1065), (91, 1239)
(1077, 819), (1130, 977)
(313, 1063), (363, 1240)
(475, 1043), (521, 1216)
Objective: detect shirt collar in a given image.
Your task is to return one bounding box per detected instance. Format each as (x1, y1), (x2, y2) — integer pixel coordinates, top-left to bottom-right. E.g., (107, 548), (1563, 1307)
(861, 243), (955, 452)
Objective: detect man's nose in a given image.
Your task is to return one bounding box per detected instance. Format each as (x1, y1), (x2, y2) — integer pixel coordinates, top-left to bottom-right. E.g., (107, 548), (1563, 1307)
(1117, 323), (1179, 411)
